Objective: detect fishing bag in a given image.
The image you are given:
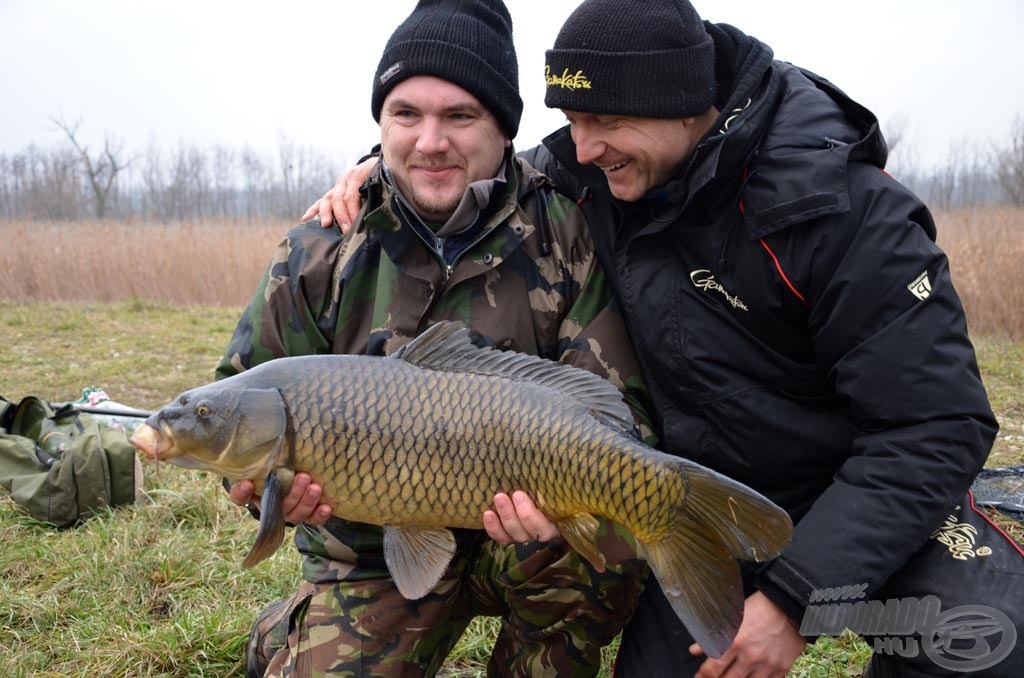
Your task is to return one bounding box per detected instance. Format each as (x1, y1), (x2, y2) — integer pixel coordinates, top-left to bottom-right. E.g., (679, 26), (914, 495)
(0, 394), (143, 527)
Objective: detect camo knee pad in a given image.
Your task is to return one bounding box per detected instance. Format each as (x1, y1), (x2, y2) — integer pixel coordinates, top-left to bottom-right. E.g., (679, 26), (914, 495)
(248, 576), (473, 677)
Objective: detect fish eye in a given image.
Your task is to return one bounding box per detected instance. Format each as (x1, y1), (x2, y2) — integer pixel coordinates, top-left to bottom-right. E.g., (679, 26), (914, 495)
(195, 402), (212, 418)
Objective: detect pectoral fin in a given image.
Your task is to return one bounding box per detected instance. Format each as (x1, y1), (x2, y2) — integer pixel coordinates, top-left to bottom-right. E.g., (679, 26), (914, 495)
(242, 469), (291, 568)
(556, 513), (606, 573)
(383, 525), (457, 599)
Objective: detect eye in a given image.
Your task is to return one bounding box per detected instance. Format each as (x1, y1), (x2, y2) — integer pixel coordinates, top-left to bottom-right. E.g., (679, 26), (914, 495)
(195, 403), (212, 418)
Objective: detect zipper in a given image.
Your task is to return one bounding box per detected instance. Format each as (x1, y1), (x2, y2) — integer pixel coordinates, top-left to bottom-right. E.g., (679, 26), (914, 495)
(384, 164), (521, 283)
(388, 173), (470, 283)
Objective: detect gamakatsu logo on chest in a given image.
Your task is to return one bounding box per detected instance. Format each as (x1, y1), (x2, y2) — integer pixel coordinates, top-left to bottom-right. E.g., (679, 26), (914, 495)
(690, 270), (749, 311)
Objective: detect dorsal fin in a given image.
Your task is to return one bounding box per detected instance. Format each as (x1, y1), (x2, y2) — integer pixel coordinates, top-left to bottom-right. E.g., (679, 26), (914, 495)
(393, 321), (635, 433)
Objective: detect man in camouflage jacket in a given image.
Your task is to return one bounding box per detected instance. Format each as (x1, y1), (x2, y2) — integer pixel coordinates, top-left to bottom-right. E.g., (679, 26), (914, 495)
(217, 1), (649, 676)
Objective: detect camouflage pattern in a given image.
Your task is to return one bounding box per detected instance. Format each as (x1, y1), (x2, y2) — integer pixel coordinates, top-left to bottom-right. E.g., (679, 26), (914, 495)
(248, 522), (643, 677)
(220, 149), (652, 677)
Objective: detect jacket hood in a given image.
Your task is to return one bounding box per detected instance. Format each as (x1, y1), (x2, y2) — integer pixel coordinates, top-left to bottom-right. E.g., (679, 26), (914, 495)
(682, 22), (889, 238)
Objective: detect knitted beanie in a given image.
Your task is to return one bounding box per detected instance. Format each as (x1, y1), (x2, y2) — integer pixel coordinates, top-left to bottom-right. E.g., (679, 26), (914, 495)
(544, 0), (716, 118)
(371, 0), (523, 138)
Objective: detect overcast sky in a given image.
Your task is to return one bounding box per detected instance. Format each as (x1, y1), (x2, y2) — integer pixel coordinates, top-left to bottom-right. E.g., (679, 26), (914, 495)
(2, 0), (1022, 172)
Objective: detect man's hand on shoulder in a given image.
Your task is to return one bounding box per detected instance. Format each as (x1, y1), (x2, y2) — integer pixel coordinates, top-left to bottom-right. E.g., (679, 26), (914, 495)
(301, 157), (379, 234)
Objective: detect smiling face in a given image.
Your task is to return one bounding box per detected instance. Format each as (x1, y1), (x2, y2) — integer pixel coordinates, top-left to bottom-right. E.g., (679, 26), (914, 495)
(563, 110), (714, 202)
(380, 76), (510, 221)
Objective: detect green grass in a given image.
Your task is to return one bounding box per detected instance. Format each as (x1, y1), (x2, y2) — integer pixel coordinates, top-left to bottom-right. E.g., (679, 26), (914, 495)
(1, 301), (1021, 676)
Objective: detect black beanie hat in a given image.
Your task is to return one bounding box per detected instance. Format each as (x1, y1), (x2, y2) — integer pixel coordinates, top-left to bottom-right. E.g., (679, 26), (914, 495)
(544, 0), (716, 118)
(371, 0), (523, 138)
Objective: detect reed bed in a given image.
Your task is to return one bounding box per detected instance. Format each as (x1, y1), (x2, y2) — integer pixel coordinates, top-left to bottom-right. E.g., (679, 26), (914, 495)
(0, 218), (288, 308)
(936, 207), (1024, 339)
(2, 209), (1021, 338)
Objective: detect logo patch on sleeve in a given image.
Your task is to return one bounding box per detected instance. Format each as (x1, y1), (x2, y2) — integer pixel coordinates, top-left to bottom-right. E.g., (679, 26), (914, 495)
(907, 272), (932, 300)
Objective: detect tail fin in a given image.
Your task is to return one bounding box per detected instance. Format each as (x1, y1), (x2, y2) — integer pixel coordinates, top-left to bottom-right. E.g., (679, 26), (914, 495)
(637, 461), (792, 658)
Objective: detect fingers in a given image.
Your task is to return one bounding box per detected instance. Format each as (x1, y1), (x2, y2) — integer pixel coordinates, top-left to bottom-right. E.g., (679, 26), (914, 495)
(228, 479), (256, 506)
(693, 643), (742, 678)
(693, 592), (806, 678)
(339, 157), (380, 233)
(318, 193), (336, 229)
(339, 185), (359, 235)
(301, 201), (319, 222)
(228, 474), (331, 526)
(484, 491), (560, 544)
(483, 508), (514, 545)
(281, 472), (332, 525)
(513, 490), (561, 541)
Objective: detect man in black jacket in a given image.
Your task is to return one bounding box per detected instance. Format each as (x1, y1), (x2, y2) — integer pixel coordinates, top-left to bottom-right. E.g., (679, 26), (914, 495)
(303, 1), (1021, 675)
(508, 1), (1019, 676)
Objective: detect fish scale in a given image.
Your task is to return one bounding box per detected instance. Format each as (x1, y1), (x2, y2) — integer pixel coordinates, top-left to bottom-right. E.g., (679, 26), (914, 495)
(130, 321), (793, 658)
(282, 359), (641, 530)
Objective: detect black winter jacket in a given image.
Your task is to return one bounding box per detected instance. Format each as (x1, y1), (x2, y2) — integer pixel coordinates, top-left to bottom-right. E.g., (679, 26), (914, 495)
(522, 22), (997, 622)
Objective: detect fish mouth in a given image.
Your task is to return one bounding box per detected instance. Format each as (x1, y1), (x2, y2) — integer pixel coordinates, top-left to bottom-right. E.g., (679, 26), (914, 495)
(129, 422), (175, 462)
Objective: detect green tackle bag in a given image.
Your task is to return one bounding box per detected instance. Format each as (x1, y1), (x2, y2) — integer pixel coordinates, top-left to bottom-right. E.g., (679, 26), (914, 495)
(0, 395), (143, 527)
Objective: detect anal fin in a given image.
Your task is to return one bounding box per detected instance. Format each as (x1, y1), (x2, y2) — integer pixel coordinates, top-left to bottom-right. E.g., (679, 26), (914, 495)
(383, 525), (457, 599)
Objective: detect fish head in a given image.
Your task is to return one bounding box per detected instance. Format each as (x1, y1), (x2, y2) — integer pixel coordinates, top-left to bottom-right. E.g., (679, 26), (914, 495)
(130, 383), (288, 481)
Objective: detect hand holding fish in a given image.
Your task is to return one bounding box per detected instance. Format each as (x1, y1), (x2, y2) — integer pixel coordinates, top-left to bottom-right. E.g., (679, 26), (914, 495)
(228, 473), (333, 526)
(484, 491), (561, 544)
(690, 592), (806, 678)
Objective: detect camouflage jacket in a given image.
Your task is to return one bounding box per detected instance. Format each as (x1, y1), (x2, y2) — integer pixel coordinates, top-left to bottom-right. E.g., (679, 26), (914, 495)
(217, 150), (650, 423)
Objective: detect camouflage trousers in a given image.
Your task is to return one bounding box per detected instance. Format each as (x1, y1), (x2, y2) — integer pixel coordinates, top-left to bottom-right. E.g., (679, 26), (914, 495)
(247, 521), (645, 678)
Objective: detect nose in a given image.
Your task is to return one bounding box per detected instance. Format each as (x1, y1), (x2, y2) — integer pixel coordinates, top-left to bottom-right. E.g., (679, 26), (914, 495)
(572, 123), (605, 166)
(415, 116), (450, 155)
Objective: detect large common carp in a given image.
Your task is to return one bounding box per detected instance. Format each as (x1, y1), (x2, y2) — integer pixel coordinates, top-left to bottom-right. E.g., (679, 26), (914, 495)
(130, 321), (792, 657)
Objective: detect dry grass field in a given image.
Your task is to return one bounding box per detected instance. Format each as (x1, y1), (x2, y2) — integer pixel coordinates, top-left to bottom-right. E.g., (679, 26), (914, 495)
(0, 217), (287, 308)
(936, 207), (1024, 340)
(1, 209), (1022, 337)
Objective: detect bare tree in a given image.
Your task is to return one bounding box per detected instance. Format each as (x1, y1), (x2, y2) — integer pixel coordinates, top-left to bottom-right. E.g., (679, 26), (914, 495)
(992, 114), (1024, 206)
(0, 135), (341, 221)
(882, 115), (925, 192)
(210, 144), (236, 218)
(139, 142), (166, 220)
(50, 115), (130, 218)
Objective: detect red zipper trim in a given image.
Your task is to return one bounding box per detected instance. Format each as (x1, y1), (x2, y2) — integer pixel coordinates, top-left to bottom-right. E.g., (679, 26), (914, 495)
(758, 238), (808, 307)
